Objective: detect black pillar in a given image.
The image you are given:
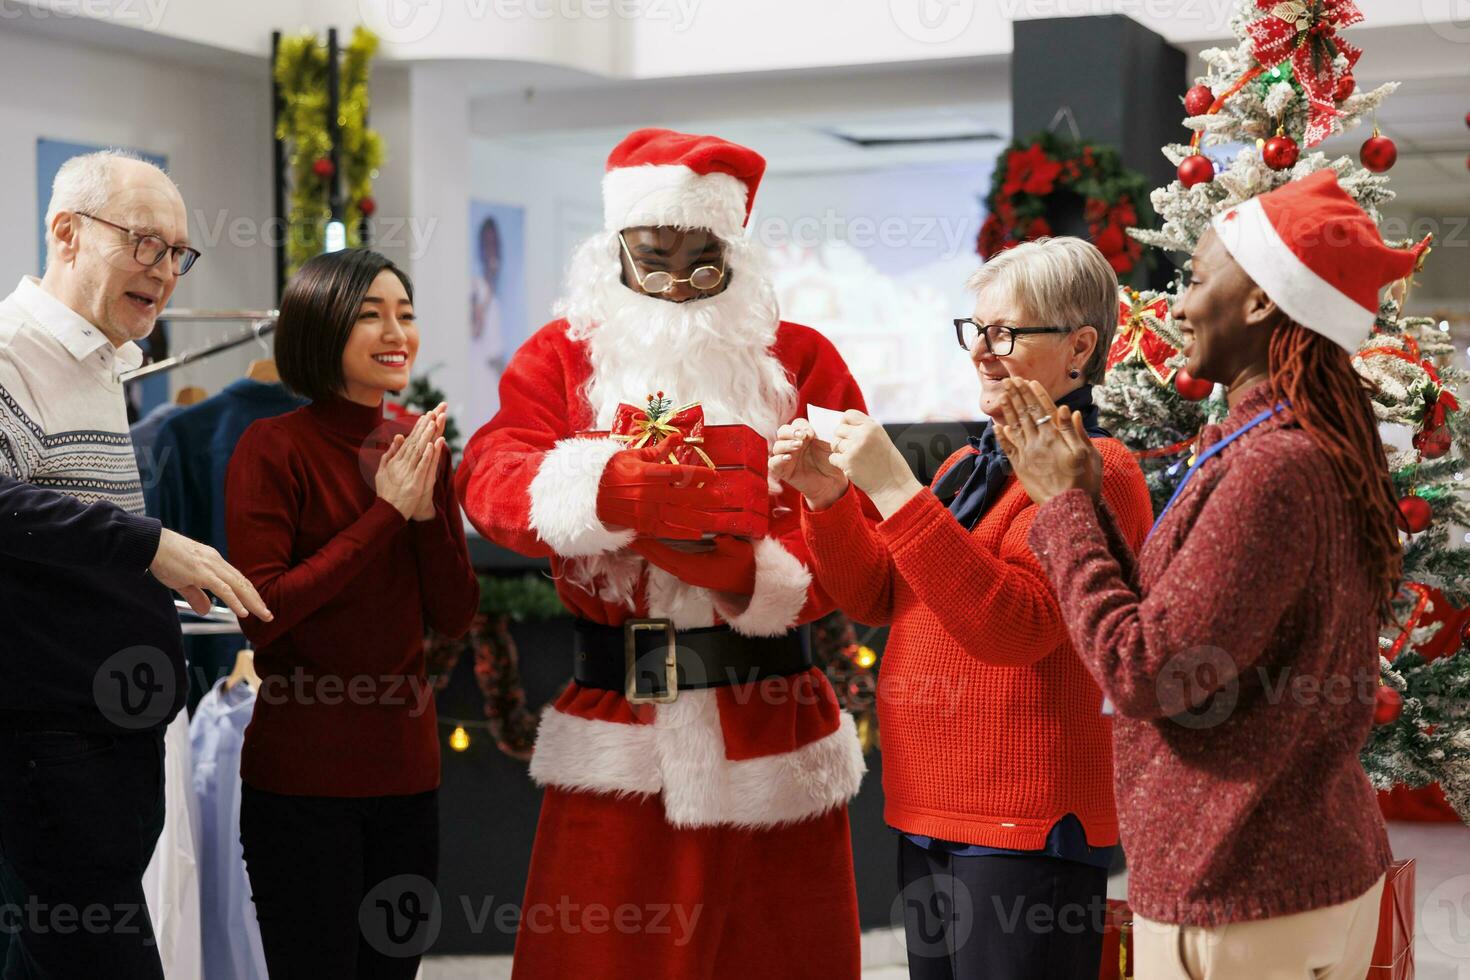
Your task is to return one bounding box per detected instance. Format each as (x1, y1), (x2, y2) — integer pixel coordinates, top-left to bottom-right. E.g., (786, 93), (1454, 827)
(1011, 15), (1187, 282)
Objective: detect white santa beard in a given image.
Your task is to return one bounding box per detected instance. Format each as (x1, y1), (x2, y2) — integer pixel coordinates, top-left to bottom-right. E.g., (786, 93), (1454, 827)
(555, 232), (799, 610)
(561, 233), (797, 439)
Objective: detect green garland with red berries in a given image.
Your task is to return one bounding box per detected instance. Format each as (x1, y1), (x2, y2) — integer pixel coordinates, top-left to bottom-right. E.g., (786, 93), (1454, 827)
(977, 132), (1153, 276)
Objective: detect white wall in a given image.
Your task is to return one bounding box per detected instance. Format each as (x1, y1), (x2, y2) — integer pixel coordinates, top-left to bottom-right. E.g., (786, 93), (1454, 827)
(0, 26), (276, 398)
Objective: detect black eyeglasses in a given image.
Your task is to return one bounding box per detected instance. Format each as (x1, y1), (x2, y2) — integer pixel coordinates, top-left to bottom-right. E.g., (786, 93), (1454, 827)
(76, 212), (200, 276)
(954, 319), (1072, 356)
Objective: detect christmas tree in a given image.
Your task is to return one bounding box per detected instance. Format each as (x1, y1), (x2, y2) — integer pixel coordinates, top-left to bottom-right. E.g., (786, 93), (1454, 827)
(1098, 0), (1470, 820)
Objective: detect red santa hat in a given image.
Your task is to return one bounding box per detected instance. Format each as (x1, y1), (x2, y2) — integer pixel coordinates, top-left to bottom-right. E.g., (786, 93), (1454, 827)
(1210, 169), (1430, 351)
(602, 128), (766, 242)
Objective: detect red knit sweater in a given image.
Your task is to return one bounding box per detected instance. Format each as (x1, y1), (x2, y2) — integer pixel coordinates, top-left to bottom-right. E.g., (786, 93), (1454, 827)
(225, 397), (480, 797)
(802, 437), (1153, 849)
(1028, 382), (1394, 926)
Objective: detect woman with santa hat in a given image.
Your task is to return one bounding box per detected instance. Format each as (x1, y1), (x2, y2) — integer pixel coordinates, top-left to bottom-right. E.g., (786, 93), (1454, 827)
(997, 169), (1427, 977)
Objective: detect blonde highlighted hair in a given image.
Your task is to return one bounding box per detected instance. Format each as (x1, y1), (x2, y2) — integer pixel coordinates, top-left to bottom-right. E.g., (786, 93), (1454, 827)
(966, 236), (1119, 384)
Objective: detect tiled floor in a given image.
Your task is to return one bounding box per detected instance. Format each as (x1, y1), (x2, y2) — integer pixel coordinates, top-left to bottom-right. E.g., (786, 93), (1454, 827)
(422, 819), (1470, 978)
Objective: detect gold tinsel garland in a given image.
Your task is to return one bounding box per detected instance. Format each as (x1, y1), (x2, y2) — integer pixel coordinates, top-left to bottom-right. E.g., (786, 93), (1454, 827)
(273, 26), (385, 278)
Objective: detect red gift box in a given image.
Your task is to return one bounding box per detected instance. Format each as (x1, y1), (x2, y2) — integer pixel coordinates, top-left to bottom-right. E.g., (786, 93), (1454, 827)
(1099, 899), (1134, 980)
(580, 396), (770, 540)
(1367, 859), (1414, 979)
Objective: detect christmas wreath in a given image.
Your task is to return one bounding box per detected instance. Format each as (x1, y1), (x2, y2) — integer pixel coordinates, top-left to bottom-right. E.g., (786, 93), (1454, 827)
(977, 132), (1152, 276)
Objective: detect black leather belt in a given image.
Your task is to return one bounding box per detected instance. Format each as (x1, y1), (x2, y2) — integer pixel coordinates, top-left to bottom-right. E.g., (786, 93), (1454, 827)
(572, 618), (812, 704)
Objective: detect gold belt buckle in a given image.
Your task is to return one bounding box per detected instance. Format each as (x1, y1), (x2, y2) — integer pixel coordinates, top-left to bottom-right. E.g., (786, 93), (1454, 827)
(624, 619), (678, 704)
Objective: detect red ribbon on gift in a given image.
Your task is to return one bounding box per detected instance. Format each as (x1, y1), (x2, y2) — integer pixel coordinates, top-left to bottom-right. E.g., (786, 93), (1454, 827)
(1110, 294), (1180, 384)
(610, 397), (716, 468)
(1247, 0), (1363, 147)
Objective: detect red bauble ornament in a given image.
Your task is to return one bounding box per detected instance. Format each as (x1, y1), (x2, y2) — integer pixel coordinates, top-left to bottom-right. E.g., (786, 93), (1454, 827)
(1333, 75), (1356, 103)
(312, 158), (335, 178)
(1174, 367), (1214, 401)
(1465, 111), (1470, 129)
(1373, 685), (1403, 725)
(1396, 494), (1433, 534)
(1184, 84), (1215, 117)
(359, 196), (377, 217)
(1178, 154), (1215, 189)
(1413, 424), (1453, 460)
(1460, 618), (1470, 649)
(1263, 134), (1300, 171)
(1360, 134), (1397, 173)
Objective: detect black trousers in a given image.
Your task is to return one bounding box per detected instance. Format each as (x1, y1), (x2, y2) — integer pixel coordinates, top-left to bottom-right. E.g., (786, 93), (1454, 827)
(0, 729), (166, 980)
(240, 783), (439, 980)
(897, 834), (1109, 980)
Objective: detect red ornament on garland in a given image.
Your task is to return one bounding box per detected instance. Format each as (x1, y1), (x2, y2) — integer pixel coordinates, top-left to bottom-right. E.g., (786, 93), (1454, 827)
(358, 196), (377, 217)
(1334, 74), (1356, 103)
(1372, 685), (1403, 725)
(1263, 133), (1300, 171)
(1412, 424), (1453, 460)
(312, 158), (335, 179)
(1184, 84), (1215, 117)
(1396, 494), (1433, 534)
(1174, 367), (1213, 401)
(1360, 132), (1397, 173)
(1460, 618), (1470, 649)
(1178, 154), (1215, 189)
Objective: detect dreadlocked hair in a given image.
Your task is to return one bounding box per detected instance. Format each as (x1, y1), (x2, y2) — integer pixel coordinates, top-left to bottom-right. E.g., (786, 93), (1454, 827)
(1267, 319), (1403, 619)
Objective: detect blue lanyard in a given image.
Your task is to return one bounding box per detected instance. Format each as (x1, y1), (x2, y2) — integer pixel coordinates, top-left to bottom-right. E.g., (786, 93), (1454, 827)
(1147, 404), (1286, 543)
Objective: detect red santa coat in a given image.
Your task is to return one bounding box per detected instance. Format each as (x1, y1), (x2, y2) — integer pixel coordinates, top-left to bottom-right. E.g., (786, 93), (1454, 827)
(455, 318), (870, 829)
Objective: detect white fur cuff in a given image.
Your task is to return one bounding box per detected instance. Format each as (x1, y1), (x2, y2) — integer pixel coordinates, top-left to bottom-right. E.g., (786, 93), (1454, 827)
(527, 437), (636, 557)
(716, 537), (812, 638)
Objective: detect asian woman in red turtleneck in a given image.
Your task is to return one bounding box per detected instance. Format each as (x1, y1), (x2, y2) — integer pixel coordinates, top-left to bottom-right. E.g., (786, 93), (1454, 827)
(225, 248), (479, 979)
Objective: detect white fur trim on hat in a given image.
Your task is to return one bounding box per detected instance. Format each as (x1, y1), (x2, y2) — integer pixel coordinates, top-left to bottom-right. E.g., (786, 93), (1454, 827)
(604, 164), (749, 239)
(1211, 197), (1376, 351)
(527, 437), (636, 557)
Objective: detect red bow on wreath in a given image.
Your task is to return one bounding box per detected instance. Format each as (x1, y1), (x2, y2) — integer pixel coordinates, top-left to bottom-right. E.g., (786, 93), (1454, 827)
(610, 392), (716, 468)
(1109, 294), (1179, 383)
(1247, 0), (1363, 147)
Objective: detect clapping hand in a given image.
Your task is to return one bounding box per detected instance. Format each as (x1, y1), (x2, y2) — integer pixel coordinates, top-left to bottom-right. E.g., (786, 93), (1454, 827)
(378, 403), (448, 521)
(992, 379), (1102, 506)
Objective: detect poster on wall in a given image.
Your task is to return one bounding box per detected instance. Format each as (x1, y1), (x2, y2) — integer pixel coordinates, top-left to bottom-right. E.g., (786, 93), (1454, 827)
(37, 139), (170, 418)
(467, 200), (527, 430)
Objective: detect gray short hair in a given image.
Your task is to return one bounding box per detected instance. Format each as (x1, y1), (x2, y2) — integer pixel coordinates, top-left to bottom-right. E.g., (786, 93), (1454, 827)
(44, 150), (175, 263)
(966, 237), (1120, 385)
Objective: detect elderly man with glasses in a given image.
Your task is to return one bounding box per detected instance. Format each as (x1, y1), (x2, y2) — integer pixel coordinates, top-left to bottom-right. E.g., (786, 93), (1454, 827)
(0, 150), (269, 979)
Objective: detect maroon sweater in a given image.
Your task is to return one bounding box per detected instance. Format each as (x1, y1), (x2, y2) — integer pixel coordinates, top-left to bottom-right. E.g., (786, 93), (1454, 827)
(225, 396), (480, 797)
(1028, 382), (1392, 927)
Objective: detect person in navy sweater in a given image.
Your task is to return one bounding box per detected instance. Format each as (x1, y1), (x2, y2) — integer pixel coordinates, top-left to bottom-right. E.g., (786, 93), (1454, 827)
(226, 248), (479, 978)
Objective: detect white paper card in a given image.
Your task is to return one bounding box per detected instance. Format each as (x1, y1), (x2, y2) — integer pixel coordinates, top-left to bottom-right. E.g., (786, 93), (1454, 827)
(805, 405), (846, 445)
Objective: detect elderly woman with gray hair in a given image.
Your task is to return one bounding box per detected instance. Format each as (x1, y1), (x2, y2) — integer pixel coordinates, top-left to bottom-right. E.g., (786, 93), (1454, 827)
(772, 237), (1153, 979)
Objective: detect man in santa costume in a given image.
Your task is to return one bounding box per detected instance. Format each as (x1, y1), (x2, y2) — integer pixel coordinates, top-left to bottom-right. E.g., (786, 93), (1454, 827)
(455, 129), (869, 978)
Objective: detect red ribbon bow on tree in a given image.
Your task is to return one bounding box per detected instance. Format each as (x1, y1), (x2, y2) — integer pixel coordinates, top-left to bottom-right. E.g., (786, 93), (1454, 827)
(1354, 334), (1461, 431)
(1247, 0), (1363, 147)
(1109, 293), (1180, 384)
(610, 392), (716, 468)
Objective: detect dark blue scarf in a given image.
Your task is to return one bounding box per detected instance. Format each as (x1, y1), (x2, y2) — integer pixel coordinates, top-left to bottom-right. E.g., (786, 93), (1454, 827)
(932, 384), (1110, 530)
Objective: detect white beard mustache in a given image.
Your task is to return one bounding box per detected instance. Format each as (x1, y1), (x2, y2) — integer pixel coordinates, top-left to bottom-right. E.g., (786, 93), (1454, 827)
(555, 231), (799, 609)
(560, 231), (797, 439)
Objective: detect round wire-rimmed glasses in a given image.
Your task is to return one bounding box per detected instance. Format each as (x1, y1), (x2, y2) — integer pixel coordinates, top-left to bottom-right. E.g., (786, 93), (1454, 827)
(618, 232), (724, 294)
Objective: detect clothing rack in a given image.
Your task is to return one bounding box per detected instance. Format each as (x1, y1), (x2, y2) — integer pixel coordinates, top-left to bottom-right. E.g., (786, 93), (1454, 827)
(176, 598), (243, 636)
(120, 309), (279, 383)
